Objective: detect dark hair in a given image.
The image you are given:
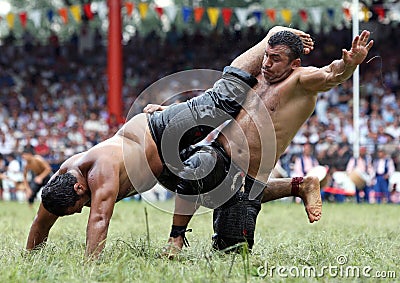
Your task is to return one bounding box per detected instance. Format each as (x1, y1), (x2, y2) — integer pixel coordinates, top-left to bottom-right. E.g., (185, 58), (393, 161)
(268, 31), (304, 62)
(23, 145), (36, 155)
(41, 172), (80, 216)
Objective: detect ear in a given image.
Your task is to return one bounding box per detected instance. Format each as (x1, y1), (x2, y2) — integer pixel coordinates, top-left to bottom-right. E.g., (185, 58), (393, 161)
(291, 58), (301, 69)
(73, 183), (86, 195)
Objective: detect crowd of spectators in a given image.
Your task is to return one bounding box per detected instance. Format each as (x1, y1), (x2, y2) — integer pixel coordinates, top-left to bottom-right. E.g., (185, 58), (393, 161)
(0, 23), (400, 202)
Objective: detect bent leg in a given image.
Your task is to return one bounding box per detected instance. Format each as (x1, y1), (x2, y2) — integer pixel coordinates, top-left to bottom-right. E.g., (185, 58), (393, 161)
(262, 176), (322, 223)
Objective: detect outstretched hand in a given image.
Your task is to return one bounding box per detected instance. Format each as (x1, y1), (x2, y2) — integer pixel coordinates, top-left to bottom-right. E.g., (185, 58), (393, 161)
(343, 30), (374, 66)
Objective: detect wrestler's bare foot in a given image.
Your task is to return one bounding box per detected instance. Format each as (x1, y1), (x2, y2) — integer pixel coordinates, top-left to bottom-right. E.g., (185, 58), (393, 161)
(298, 176), (322, 223)
(160, 236), (184, 259)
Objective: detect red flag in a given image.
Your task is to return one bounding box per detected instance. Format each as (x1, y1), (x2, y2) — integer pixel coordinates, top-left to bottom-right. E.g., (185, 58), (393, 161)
(84, 3), (94, 20)
(343, 7), (351, 21)
(125, 2), (134, 17)
(265, 9), (276, 22)
(59, 8), (68, 23)
(155, 6), (163, 18)
(19, 12), (27, 28)
(194, 7), (204, 23)
(374, 6), (385, 21)
(221, 8), (232, 26)
(299, 9), (308, 23)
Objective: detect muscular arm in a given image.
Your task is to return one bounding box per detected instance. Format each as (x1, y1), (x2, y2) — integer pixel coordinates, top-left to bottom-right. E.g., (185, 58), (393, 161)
(26, 203), (59, 250)
(231, 26), (314, 76)
(85, 159), (119, 259)
(300, 30), (373, 92)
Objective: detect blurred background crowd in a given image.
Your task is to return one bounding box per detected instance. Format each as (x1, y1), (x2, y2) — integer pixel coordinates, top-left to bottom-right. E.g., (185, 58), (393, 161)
(1, 23), (400, 204)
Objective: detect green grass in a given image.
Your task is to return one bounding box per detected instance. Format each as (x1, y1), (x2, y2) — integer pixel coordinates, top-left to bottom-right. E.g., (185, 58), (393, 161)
(0, 200), (399, 282)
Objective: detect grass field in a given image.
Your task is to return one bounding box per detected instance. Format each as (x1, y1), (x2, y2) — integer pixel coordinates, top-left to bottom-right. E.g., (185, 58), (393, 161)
(0, 199), (399, 282)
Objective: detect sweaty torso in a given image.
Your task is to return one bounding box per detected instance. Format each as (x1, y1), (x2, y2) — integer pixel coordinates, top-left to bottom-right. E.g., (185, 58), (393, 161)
(218, 68), (317, 182)
(26, 157), (49, 176)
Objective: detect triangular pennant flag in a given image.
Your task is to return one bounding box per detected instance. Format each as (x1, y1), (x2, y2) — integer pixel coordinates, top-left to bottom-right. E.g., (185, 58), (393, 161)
(221, 8), (233, 26)
(182, 6), (192, 23)
(265, 9), (276, 22)
(281, 9), (292, 24)
(374, 6), (385, 21)
(343, 7), (351, 21)
(327, 8), (335, 21)
(235, 7), (248, 25)
(194, 7), (205, 23)
(70, 5), (81, 23)
(19, 12), (27, 28)
(6, 13), (15, 29)
(47, 9), (54, 22)
(59, 8), (68, 24)
(138, 2), (149, 19)
(30, 10), (42, 27)
(84, 3), (94, 20)
(207, 7), (219, 27)
(252, 10), (262, 24)
(299, 9), (308, 23)
(155, 6), (163, 18)
(125, 2), (134, 17)
(362, 6), (369, 22)
(164, 6), (178, 22)
(310, 7), (322, 26)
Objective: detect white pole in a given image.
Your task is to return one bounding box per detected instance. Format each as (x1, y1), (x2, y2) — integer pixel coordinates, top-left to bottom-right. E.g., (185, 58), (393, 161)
(352, 0), (360, 158)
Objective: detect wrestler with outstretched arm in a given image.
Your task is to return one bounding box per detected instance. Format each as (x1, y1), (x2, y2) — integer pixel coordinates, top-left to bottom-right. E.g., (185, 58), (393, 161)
(149, 28), (373, 255)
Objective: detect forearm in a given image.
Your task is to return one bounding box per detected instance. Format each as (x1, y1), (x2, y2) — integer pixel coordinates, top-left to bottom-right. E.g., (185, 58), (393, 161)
(85, 221), (110, 259)
(26, 222), (50, 250)
(326, 59), (358, 86)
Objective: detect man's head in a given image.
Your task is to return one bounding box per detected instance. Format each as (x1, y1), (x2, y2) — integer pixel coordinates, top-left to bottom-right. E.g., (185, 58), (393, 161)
(41, 172), (87, 216)
(262, 31), (303, 83)
(21, 145), (35, 160)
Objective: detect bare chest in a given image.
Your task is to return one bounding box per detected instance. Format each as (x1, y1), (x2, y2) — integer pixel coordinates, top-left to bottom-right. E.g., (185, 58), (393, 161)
(251, 83), (282, 113)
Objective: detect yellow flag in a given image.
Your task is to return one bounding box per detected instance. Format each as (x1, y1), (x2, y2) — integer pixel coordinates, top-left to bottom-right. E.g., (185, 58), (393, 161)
(70, 5), (81, 23)
(362, 6), (369, 22)
(138, 2), (149, 19)
(207, 7), (219, 27)
(281, 9), (292, 24)
(6, 13), (15, 29)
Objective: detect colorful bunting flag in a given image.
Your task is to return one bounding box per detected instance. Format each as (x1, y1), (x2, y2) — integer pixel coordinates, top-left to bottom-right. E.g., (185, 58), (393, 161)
(138, 2), (149, 19)
(281, 9), (292, 24)
(84, 3), (94, 20)
(155, 6), (164, 18)
(59, 8), (68, 24)
(235, 7), (248, 25)
(265, 9), (276, 22)
(6, 13), (15, 29)
(207, 7), (219, 27)
(164, 5), (178, 22)
(19, 12), (27, 28)
(182, 6), (192, 23)
(221, 8), (233, 26)
(252, 10), (262, 24)
(125, 2), (134, 17)
(70, 5), (81, 23)
(30, 10), (42, 27)
(299, 9), (308, 23)
(194, 7), (204, 23)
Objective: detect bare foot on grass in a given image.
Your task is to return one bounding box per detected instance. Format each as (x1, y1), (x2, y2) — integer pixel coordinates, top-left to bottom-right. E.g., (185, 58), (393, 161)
(298, 176), (322, 223)
(160, 236), (184, 259)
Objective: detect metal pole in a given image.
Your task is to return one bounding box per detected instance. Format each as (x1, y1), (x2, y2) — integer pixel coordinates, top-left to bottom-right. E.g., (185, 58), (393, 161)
(352, 0), (360, 158)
